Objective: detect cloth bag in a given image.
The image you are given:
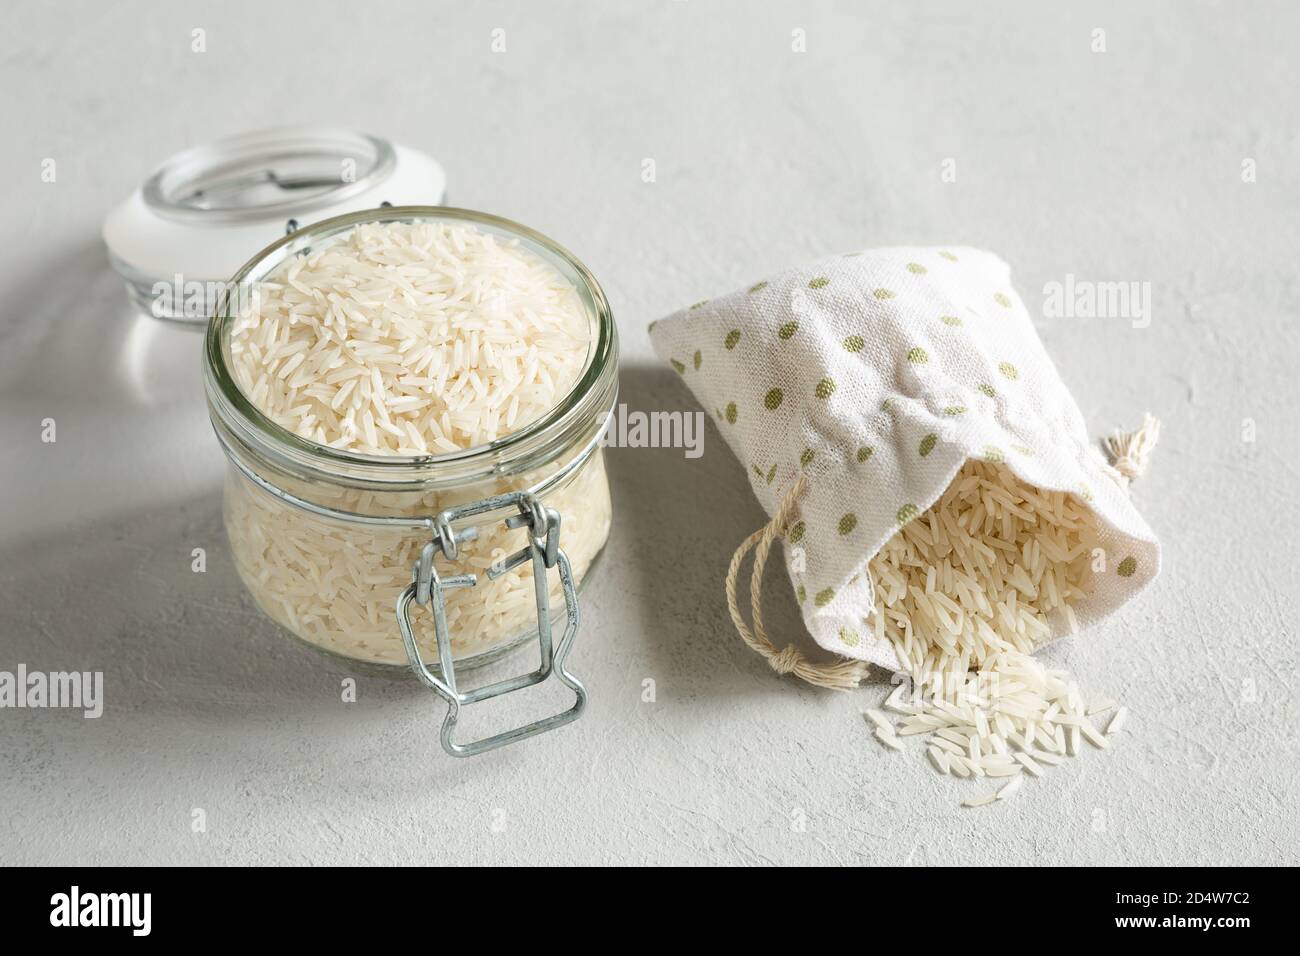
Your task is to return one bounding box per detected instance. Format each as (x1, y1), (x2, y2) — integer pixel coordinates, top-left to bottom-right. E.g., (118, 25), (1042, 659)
(649, 247), (1160, 687)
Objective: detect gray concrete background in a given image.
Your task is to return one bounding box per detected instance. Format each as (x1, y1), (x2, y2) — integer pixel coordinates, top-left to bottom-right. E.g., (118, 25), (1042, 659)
(2, 0), (1297, 865)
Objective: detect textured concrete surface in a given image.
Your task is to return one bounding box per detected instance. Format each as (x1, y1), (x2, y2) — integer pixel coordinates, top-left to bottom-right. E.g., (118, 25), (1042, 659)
(1, 0), (1297, 865)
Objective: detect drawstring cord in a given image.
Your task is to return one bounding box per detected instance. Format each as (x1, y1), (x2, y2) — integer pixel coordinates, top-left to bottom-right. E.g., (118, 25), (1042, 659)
(725, 475), (870, 691)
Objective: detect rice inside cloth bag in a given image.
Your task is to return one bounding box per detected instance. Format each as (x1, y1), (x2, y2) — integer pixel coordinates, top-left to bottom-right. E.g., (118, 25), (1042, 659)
(649, 247), (1160, 688)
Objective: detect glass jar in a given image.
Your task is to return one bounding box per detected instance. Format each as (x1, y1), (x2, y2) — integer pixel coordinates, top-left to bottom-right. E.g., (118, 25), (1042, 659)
(203, 206), (617, 754)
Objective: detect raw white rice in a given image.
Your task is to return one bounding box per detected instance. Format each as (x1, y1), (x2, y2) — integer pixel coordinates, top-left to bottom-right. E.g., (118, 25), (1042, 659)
(928, 744), (949, 773)
(1013, 751), (1044, 777)
(984, 764), (1022, 778)
(225, 454), (610, 663)
(224, 221), (610, 664)
(1106, 706), (1129, 735)
(1080, 720), (1110, 750)
(931, 736), (964, 757)
(229, 221), (591, 454)
(869, 462), (1098, 673)
(861, 461), (1127, 806)
(864, 709), (893, 733)
(875, 727), (904, 751)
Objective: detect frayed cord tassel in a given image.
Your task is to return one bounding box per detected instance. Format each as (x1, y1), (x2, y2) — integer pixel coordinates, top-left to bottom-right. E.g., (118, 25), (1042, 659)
(1103, 413), (1161, 485)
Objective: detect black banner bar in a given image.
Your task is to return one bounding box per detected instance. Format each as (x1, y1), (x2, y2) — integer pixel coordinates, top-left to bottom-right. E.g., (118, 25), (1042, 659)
(0, 866), (1281, 941)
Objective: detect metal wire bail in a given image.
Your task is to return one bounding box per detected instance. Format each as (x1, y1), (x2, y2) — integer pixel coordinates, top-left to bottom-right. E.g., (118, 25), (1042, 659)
(395, 491), (587, 757)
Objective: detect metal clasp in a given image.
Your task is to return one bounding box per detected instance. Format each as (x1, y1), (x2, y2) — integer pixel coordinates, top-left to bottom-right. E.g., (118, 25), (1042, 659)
(395, 492), (587, 757)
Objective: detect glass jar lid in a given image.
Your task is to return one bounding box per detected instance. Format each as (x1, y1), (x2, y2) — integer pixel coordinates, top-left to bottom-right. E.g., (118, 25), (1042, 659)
(102, 126), (447, 324)
(141, 127), (396, 224)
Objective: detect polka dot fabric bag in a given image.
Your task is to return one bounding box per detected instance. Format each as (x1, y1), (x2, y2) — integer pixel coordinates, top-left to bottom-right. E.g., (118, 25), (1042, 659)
(649, 247), (1161, 688)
